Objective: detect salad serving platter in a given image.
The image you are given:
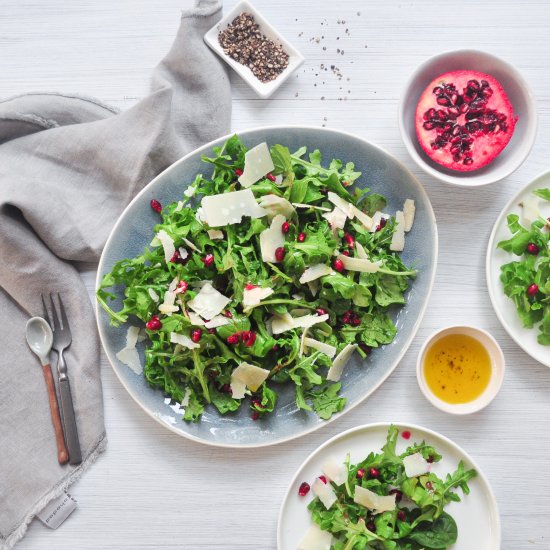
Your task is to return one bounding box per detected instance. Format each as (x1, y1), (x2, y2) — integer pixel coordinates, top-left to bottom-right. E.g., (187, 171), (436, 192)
(96, 126), (438, 447)
(277, 422), (501, 550)
(487, 170), (550, 367)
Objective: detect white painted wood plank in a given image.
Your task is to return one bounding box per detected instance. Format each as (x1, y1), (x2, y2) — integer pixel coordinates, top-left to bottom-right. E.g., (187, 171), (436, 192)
(4, 0), (550, 549)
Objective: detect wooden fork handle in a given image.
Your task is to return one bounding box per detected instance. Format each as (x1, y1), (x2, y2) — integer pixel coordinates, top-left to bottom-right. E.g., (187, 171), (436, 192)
(42, 364), (69, 465)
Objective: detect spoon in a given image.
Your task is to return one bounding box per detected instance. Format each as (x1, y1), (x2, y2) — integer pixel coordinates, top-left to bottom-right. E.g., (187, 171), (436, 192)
(26, 317), (69, 465)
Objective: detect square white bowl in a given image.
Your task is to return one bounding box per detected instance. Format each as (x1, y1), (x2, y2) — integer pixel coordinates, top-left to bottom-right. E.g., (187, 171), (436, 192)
(204, 0), (304, 98)
(398, 49), (537, 187)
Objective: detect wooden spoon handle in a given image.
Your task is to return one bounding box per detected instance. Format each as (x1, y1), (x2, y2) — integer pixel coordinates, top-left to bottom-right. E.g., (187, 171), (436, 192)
(42, 363), (69, 464)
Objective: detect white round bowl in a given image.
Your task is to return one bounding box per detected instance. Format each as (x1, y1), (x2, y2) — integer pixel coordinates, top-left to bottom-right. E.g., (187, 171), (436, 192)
(416, 325), (505, 414)
(398, 49), (537, 187)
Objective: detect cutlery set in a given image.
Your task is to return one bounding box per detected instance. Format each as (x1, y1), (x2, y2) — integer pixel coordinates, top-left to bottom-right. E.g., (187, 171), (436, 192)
(26, 294), (82, 465)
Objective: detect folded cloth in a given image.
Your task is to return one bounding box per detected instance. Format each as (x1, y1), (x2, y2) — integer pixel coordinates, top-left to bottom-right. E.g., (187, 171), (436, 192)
(0, 2), (230, 548)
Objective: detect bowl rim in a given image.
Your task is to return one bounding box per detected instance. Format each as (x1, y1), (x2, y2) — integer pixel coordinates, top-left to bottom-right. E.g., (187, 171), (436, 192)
(96, 124), (439, 448)
(416, 324), (506, 415)
(398, 48), (538, 187)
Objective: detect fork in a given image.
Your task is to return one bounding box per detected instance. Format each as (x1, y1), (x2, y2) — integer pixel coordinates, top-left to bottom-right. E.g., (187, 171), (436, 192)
(42, 293), (82, 465)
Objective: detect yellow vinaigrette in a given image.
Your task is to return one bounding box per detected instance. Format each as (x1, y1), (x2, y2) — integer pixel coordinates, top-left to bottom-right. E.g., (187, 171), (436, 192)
(424, 333), (491, 404)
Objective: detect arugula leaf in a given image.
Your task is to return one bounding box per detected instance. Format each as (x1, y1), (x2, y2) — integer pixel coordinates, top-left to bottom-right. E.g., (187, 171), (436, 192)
(360, 192), (387, 216)
(407, 512), (457, 548)
(534, 188), (550, 201)
(307, 382), (346, 420)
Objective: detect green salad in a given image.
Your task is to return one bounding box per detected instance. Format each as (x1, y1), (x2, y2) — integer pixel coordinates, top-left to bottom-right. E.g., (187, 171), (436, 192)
(302, 425), (477, 550)
(97, 135), (416, 422)
(497, 188), (550, 346)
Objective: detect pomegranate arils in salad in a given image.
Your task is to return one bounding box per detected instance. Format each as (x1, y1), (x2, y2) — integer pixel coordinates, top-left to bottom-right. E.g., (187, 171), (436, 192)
(397, 510), (406, 522)
(527, 283), (539, 297)
(146, 315), (162, 331)
(343, 233), (355, 247)
(281, 221), (291, 234)
(526, 243), (540, 255)
(266, 173), (276, 182)
(416, 70), (518, 171)
(297, 232), (307, 242)
(175, 280), (188, 294)
(356, 468), (366, 479)
(191, 329), (202, 343)
(227, 333), (240, 345)
(275, 247), (286, 262)
(389, 489), (403, 502)
(241, 330), (257, 347)
(369, 467), (380, 478)
(202, 253), (215, 267)
(316, 308), (328, 316)
(332, 258), (345, 272)
(319, 475), (327, 484)
(298, 482), (311, 497)
(234, 168), (243, 177)
(150, 199), (162, 213)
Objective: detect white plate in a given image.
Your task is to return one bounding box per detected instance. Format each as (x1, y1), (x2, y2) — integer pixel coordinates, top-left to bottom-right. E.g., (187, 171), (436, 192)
(278, 423), (500, 550)
(204, 1), (304, 98)
(486, 171), (550, 367)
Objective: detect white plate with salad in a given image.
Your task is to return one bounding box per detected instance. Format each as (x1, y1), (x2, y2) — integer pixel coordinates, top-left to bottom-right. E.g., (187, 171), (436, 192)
(486, 171), (550, 367)
(278, 423), (500, 550)
(96, 126), (437, 447)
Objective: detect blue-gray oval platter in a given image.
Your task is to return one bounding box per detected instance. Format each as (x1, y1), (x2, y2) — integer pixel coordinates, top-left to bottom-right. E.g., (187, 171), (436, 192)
(96, 126), (438, 447)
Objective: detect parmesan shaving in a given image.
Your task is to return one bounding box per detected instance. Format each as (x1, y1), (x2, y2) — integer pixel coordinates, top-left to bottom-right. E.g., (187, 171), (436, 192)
(237, 142), (275, 188)
(298, 524), (332, 550)
(322, 458), (347, 486)
(243, 286), (274, 307)
(390, 211), (406, 252)
(312, 478), (337, 510)
(354, 486), (396, 513)
(187, 283), (231, 320)
(259, 214), (286, 263)
(403, 199), (416, 232)
(204, 315), (231, 329)
(338, 254), (382, 273)
(207, 229), (224, 240)
(116, 347), (142, 375)
(403, 452), (431, 478)
(257, 194), (295, 220)
(327, 344), (357, 381)
(299, 263), (334, 284)
(170, 332), (200, 349)
(303, 337), (336, 358)
(156, 229), (175, 263)
(201, 189), (267, 227)
(230, 362), (270, 398)
(148, 288), (160, 302)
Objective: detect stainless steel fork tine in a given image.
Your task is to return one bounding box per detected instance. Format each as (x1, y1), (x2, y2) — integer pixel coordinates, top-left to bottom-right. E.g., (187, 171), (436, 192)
(41, 294), (52, 327)
(49, 293), (60, 332)
(57, 293), (70, 333)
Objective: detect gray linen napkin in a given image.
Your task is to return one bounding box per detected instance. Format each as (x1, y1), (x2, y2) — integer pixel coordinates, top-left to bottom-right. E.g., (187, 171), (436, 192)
(0, 2), (230, 548)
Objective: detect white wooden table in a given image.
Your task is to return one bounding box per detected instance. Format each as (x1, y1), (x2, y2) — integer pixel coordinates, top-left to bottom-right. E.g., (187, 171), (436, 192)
(4, 1), (550, 548)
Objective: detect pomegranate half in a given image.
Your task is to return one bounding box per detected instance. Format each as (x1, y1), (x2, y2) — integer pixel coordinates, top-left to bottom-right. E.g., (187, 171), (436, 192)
(415, 70), (518, 172)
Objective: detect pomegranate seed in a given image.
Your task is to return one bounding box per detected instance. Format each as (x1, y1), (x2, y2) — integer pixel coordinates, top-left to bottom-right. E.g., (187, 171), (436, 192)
(402, 430), (411, 440)
(297, 232), (307, 243)
(281, 221), (291, 234)
(319, 475), (327, 484)
(526, 243), (540, 255)
(298, 482), (310, 496)
(389, 489), (403, 503)
(207, 328), (216, 334)
(241, 331), (256, 347)
(376, 218), (387, 232)
(350, 315), (361, 327)
(176, 280), (188, 294)
(426, 481), (433, 491)
(397, 510), (406, 522)
(146, 315), (162, 331)
(527, 283), (539, 296)
(343, 233), (355, 247)
(251, 411), (260, 421)
(234, 168), (243, 176)
(359, 343), (372, 354)
(266, 173), (276, 182)
(170, 250), (181, 263)
(356, 468), (366, 479)
(271, 344), (280, 352)
(369, 467), (380, 478)
(341, 250), (351, 256)
(245, 283), (258, 290)
(427, 455), (435, 463)
(191, 329), (202, 343)
(227, 334), (240, 345)
(275, 247), (286, 262)
(221, 383), (231, 394)
(316, 308), (328, 316)
(202, 253), (214, 267)
(366, 521), (376, 532)
(150, 199), (162, 213)
(341, 310), (352, 324)
(223, 310), (233, 318)
(332, 258), (345, 272)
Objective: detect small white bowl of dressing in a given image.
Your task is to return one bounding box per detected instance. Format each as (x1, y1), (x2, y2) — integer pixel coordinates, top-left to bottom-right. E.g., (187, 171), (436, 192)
(416, 325), (505, 414)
